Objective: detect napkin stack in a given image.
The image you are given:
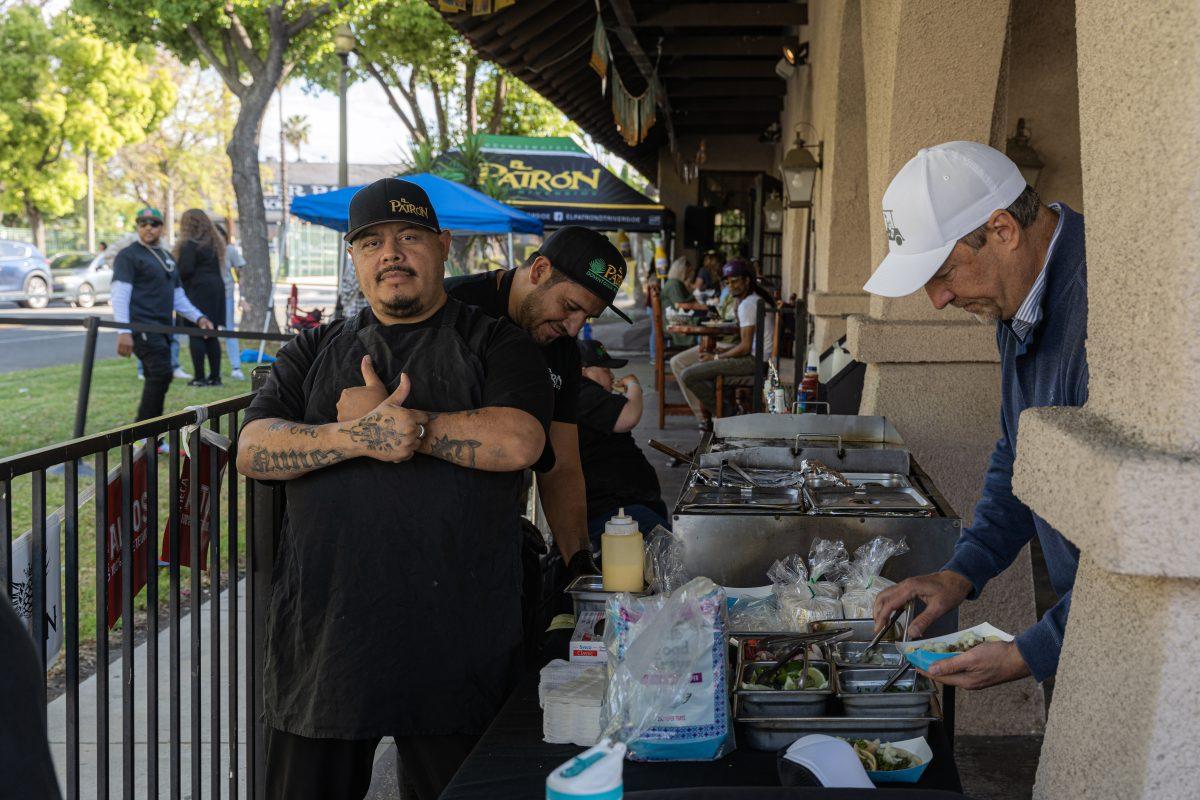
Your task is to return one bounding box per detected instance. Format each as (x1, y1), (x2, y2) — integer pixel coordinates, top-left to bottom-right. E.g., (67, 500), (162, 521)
(541, 662), (607, 746)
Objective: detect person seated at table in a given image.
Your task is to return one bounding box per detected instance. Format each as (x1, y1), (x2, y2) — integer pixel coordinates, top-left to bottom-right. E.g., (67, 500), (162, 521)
(576, 339), (669, 551)
(693, 249), (723, 299)
(661, 256), (708, 348)
(669, 258), (775, 429)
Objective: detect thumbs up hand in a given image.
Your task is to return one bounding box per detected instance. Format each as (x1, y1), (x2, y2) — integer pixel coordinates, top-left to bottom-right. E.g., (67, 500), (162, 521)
(337, 355), (391, 422)
(338, 357), (429, 463)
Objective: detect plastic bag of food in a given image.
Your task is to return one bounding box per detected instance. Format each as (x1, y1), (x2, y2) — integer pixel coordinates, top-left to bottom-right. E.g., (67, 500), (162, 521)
(644, 525), (689, 595)
(806, 538), (849, 599)
(769, 555), (843, 630)
(601, 577), (735, 761)
(728, 594), (783, 632)
(841, 537), (907, 619)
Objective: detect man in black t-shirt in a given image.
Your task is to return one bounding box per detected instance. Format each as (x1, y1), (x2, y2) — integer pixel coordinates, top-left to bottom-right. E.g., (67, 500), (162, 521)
(237, 179), (553, 800)
(443, 226), (631, 579)
(575, 339), (668, 551)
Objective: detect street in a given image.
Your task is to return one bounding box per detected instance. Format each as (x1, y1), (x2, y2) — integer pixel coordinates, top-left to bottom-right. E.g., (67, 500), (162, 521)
(0, 282), (337, 374)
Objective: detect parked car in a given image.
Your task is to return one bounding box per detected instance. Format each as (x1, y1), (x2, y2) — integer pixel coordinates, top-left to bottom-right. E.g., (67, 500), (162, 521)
(50, 251), (112, 308)
(0, 240), (52, 308)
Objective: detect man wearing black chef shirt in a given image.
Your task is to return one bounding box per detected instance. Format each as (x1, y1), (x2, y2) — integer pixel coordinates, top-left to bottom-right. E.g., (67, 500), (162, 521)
(237, 178), (553, 800)
(445, 226), (632, 579)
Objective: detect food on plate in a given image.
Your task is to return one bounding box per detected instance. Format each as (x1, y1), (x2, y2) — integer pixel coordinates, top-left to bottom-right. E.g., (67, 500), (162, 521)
(847, 738), (922, 772)
(743, 663), (828, 691)
(920, 631), (1001, 654)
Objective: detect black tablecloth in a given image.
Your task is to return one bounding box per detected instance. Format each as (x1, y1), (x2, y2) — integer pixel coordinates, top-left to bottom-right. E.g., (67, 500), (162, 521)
(439, 670), (963, 799)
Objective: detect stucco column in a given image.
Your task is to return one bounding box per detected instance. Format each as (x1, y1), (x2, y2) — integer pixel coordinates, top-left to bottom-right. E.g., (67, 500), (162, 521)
(848, 0), (1046, 735)
(1013, 2), (1200, 796)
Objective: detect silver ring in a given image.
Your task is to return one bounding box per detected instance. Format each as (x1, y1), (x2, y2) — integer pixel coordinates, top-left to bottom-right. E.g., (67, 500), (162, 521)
(415, 423), (426, 440)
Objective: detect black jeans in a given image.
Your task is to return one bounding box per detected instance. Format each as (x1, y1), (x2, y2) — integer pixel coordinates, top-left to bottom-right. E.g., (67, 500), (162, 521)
(132, 332), (173, 421)
(188, 327), (222, 382)
(265, 726), (478, 800)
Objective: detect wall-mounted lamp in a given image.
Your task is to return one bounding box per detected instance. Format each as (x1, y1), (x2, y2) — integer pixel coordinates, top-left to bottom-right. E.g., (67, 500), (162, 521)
(780, 130), (823, 208)
(782, 41), (809, 66)
(763, 192), (784, 233)
(333, 24), (356, 55)
(1006, 117), (1044, 189)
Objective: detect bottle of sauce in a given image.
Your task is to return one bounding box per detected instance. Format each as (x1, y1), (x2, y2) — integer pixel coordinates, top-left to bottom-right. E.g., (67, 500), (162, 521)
(601, 508), (644, 592)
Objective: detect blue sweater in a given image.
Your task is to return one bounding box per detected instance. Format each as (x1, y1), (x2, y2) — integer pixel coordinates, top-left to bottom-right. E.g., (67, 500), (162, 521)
(943, 203), (1088, 683)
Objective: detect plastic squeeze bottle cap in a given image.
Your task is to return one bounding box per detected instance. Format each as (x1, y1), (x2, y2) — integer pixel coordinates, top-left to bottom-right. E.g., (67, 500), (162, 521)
(605, 508), (639, 537)
(546, 739), (627, 799)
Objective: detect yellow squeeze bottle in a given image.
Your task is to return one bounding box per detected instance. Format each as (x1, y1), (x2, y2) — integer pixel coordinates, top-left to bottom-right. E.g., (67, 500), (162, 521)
(601, 508), (644, 592)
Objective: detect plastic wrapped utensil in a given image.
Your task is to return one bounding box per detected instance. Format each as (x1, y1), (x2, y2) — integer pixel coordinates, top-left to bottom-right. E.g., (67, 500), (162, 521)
(769, 555), (843, 630)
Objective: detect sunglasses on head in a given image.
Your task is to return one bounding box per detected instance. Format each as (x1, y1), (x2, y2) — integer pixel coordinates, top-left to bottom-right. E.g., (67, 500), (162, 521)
(138, 219), (163, 228)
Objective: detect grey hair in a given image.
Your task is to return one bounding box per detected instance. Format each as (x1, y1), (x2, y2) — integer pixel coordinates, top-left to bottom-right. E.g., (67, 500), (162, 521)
(959, 185), (1042, 250)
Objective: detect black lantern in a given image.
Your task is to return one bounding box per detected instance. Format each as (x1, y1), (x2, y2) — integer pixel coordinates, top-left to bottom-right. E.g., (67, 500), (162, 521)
(763, 192), (784, 233)
(1006, 118), (1044, 188)
(780, 133), (822, 208)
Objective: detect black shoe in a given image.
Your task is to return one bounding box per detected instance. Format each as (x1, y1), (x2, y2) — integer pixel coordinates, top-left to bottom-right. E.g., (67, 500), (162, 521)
(206, 378), (223, 387)
(186, 379), (207, 387)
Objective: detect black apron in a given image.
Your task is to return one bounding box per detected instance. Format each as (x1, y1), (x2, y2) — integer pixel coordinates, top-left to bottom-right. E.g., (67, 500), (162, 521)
(264, 301), (524, 739)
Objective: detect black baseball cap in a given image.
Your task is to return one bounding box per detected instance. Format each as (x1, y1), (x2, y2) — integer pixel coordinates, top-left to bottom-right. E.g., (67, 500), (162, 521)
(345, 178), (441, 242)
(578, 339), (627, 368)
(533, 226), (631, 323)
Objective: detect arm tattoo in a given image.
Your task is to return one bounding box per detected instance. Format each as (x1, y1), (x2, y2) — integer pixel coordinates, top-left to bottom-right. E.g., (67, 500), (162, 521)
(339, 412), (406, 452)
(266, 420), (319, 438)
(248, 445), (346, 474)
(429, 434), (482, 467)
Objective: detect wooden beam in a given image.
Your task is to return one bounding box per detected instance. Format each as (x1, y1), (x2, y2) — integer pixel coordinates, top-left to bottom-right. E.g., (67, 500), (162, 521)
(509, 2), (582, 50)
(521, 15), (593, 62)
(658, 59), (778, 79)
(497, 0), (561, 36)
(633, 3), (807, 27)
(674, 121), (776, 134)
(610, 0), (677, 150)
(667, 79), (785, 97)
(659, 35), (789, 56)
(527, 35), (593, 74)
(672, 96), (784, 113)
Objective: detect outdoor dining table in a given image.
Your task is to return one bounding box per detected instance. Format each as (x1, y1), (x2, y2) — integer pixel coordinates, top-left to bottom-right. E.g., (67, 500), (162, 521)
(666, 321), (742, 353)
(439, 632), (964, 799)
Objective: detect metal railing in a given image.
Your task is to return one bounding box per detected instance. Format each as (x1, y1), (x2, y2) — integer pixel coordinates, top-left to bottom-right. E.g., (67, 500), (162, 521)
(0, 387), (277, 799)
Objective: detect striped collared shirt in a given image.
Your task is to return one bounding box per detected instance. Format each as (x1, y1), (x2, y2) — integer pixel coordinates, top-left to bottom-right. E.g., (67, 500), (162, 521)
(1009, 202), (1065, 342)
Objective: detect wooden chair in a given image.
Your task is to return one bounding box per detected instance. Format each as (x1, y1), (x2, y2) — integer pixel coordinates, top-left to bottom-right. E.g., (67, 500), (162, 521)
(715, 297), (787, 417)
(649, 283), (693, 428)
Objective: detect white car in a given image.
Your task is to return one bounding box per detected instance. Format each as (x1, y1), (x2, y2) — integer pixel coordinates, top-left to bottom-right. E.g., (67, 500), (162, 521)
(50, 251), (113, 308)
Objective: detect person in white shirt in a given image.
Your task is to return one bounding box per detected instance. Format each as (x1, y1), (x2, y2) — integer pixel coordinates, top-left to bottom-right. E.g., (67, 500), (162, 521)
(217, 222), (247, 380)
(670, 257), (774, 428)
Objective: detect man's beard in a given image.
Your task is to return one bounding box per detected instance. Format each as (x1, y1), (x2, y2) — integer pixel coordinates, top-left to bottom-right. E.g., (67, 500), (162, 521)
(379, 294), (424, 316)
(515, 285), (554, 342)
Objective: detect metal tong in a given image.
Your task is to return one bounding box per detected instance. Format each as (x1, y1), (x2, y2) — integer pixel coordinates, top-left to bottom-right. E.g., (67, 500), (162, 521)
(754, 627), (852, 687)
(862, 605), (905, 658)
(879, 661), (913, 693)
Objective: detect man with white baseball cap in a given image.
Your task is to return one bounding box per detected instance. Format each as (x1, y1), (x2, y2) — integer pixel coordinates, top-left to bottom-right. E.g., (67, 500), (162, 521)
(867, 141), (1089, 693)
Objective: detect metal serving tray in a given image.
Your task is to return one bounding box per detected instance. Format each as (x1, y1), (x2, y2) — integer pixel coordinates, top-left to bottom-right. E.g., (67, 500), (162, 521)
(828, 641), (905, 668)
(736, 661), (833, 718)
(811, 618), (906, 642)
(565, 575), (646, 617)
(836, 667), (935, 718)
(678, 485), (805, 512)
(807, 473), (913, 490)
(804, 485), (933, 516)
(736, 715), (936, 752)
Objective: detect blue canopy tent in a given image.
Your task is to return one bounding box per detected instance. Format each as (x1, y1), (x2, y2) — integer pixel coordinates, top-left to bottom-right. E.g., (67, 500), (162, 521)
(288, 172), (544, 237)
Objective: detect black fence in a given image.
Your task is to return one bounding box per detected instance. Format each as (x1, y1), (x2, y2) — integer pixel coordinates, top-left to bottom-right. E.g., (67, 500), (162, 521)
(0, 381), (281, 798)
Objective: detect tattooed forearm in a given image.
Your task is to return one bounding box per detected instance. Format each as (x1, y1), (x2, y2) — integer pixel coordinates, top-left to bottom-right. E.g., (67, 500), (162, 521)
(248, 445), (346, 474)
(428, 434), (482, 467)
(338, 412), (407, 452)
(266, 420), (319, 438)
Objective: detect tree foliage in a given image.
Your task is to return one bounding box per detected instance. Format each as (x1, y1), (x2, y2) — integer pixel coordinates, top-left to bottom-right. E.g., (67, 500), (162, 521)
(0, 7), (171, 249)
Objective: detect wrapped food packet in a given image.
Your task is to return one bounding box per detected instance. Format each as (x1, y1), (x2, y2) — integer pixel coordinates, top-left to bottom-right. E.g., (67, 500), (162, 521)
(644, 525), (690, 595)
(769, 555), (843, 630)
(841, 537), (908, 619)
(728, 594), (783, 632)
(806, 538), (849, 599)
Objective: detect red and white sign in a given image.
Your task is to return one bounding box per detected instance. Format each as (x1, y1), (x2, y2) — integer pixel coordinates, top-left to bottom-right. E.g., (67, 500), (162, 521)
(160, 430), (230, 572)
(105, 447), (151, 629)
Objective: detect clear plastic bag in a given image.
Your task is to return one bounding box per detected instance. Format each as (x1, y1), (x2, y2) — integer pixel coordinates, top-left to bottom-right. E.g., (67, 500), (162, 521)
(644, 525), (689, 595)
(806, 538), (849, 599)
(844, 536), (909, 590)
(601, 577), (735, 761)
(728, 594), (783, 632)
(769, 554), (843, 631)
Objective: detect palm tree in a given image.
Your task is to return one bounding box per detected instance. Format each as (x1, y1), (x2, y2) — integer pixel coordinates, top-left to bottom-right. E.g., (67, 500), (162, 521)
(282, 114), (311, 162)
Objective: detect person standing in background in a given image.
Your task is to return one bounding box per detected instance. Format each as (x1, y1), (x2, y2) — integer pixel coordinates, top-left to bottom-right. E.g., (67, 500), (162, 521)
(218, 222), (246, 380)
(174, 209), (227, 386)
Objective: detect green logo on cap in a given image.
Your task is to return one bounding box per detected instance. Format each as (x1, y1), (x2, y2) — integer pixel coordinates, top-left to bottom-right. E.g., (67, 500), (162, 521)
(587, 257), (623, 292)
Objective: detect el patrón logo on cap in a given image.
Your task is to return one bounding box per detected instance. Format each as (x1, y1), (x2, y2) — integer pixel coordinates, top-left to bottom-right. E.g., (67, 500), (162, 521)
(587, 257), (624, 292)
(389, 198), (430, 218)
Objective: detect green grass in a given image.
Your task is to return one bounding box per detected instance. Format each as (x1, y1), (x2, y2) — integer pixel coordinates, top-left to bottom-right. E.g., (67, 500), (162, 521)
(1, 353), (277, 649)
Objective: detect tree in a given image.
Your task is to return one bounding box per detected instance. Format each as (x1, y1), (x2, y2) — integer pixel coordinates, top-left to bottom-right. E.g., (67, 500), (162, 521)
(283, 113), (311, 160)
(76, 0), (363, 331)
(0, 8), (171, 251)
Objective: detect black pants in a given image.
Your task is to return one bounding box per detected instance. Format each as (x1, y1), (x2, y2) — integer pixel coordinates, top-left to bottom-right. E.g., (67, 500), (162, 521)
(188, 328), (222, 381)
(265, 726), (478, 800)
(133, 332), (173, 421)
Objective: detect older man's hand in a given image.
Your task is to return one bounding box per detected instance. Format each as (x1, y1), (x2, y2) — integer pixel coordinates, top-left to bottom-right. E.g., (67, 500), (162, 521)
(338, 370), (428, 463)
(337, 355), (389, 421)
(920, 640), (1030, 690)
(873, 570), (972, 639)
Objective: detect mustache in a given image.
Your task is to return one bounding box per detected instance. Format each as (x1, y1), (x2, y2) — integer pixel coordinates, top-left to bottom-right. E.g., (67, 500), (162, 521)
(376, 265), (416, 283)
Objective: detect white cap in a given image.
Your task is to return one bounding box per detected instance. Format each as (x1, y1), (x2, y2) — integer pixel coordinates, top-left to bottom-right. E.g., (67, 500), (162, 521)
(863, 141), (1026, 297)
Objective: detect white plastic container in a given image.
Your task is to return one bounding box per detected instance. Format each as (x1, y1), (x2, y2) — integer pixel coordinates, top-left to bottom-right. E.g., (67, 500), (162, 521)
(600, 508), (643, 592)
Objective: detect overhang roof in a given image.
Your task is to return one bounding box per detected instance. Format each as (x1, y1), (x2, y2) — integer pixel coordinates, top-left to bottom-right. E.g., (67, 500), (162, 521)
(433, 1), (805, 181)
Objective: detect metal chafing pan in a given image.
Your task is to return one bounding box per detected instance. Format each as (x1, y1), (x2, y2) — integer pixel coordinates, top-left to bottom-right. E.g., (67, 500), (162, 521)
(736, 660), (833, 718)
(565, 575), (646, 617)
(807, 473), (914, 490)
(828, 641), (905, 668)
(836, 667), (935, 717)
(804, 485), (933, 515)
(736, 715), (937, 752)
(678, 485), (805, 511)
(811, 618), (906, 642)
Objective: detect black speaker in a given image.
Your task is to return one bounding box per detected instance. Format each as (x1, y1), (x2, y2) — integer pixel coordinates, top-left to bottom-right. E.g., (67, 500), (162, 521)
(683, 205), (716, 249)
